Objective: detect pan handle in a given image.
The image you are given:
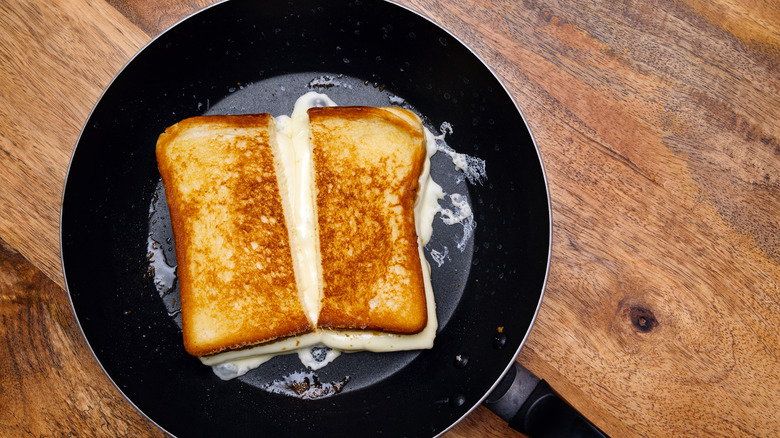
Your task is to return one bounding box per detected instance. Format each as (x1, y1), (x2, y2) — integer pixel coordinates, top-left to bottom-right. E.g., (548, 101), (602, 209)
(484, 361), (609, 438)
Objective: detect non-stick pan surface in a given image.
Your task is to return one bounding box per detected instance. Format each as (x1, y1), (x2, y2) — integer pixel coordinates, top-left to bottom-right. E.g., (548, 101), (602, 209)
(61, 0), (551, 436)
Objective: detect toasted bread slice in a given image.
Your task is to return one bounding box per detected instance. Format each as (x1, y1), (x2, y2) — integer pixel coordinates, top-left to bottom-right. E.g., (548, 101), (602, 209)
(309, 106), (428, 334)
(156, 114), (312, 357)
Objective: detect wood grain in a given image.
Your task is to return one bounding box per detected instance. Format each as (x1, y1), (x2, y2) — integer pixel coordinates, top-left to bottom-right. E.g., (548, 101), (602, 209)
(0, 236), (165, 437)
(0, 0), (778, 436)
(0, 0), (148, 286)
(105, 0), (216, 36)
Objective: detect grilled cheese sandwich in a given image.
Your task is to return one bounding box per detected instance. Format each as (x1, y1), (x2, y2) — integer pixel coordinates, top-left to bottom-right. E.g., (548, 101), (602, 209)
(156, 92), (441, 378)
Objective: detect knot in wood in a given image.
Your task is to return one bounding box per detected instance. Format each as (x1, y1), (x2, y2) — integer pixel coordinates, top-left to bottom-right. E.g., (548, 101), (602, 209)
(630, 307), (658, 332)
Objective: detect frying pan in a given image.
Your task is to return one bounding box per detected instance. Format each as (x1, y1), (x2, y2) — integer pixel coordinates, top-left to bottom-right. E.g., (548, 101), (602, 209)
(61, 0), (603, 436)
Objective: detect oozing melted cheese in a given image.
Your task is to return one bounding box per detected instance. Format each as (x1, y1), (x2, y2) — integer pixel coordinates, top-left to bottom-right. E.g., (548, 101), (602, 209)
(204, 93), (444, 380)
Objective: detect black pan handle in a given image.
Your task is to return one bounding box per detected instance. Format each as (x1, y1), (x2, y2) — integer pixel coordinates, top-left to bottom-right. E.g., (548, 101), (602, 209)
(484, 361), (609, 438)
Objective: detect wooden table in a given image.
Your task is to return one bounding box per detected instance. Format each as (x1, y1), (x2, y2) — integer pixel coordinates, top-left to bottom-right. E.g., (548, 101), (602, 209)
(2, 0), (778, 436)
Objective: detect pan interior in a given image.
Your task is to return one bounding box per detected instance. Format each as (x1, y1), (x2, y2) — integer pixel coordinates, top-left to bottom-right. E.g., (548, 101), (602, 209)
(146, 71), (475, 392)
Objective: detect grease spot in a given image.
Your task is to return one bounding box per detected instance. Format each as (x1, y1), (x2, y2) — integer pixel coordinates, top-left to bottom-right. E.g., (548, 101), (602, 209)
(449, 393), (466, 407)
(493, 333), (507, 349)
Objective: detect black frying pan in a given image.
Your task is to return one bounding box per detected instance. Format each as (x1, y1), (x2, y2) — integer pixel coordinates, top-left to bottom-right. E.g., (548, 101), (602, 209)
(61, 0), (561, 436)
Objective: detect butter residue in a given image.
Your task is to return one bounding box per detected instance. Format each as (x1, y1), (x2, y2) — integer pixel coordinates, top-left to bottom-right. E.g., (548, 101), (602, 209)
(434, 122), (487, 185)
(426, 123), (484, 253)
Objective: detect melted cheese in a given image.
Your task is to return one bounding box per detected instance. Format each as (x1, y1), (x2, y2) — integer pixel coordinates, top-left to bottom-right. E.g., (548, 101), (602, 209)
(203, 92), (444, 379)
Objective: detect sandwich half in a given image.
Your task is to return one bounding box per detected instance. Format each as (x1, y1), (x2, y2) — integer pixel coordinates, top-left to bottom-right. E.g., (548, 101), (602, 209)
(309, 106), (428, 334)
(156, 114), (311, 357)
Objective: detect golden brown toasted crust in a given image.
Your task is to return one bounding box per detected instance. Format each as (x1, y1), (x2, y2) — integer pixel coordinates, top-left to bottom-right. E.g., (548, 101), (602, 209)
(156, 114), (311, 357)
(309, 106), (428, 334)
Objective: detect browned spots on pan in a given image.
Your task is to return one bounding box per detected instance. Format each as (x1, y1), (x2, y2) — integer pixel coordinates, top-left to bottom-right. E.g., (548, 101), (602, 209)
(263, 372), (350, 400)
